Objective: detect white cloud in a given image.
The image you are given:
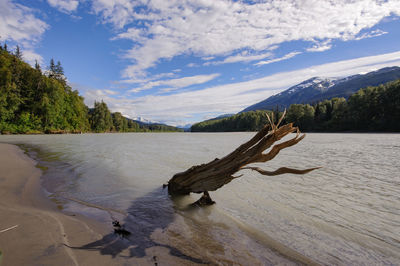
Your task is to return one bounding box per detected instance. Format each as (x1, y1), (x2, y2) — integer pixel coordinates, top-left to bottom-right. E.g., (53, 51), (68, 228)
(354, 29), (388, 40)
(306, 40), (332, 52)
(120, 72), (176, 85)
(255, 52), (301, 66)
(0, 1), (48, 66)
(104, 89), (119, 95)
(159, 87), (178, 93)
(0, 0), (48, 44)
(202, 56), (215, 61)
(129, 73), (220, 93)
(187, 63), (199, 68)
(205, 51), (273, 65)
(21, 50), (45, 66)
(84, 51), (400, 126)
(47, 0), (79, 13)
(91, 0), (400, 80)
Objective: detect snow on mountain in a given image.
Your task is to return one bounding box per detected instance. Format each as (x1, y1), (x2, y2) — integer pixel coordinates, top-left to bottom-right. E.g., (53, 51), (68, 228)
(242, 66), (400, 112)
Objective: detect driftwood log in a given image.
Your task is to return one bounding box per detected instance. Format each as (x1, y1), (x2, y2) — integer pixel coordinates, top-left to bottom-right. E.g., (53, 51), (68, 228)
(167, 113), (320, 205)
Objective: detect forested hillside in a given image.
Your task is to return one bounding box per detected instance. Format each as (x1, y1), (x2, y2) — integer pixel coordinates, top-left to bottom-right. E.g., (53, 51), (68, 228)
(0, 45), (182, 134)
(192, 79), (400, 132)
(191, 110), (277, 132)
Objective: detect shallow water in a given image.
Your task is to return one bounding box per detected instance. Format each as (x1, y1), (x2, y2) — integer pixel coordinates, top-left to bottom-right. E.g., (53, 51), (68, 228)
(1, 133), (399, 264)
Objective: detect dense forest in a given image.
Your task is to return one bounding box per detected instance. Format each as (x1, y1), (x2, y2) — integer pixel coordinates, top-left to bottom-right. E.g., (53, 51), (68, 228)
(191, 79), (400, 132)
(191, 110), (276, 132)
(0, 45), (182, 134)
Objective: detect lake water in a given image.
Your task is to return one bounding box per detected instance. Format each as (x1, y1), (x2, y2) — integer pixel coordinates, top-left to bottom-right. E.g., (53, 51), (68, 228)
(1, 133), (399, 265)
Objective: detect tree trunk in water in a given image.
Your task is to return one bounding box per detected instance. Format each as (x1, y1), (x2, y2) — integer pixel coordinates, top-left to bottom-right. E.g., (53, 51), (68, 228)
(167, 113), (320, 203)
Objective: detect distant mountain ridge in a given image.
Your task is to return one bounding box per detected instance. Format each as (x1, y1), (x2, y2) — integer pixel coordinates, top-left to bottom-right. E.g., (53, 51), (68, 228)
(127, 117), (182, 132)
(207, 114), (235, 121)
(242, 66), (400, 112)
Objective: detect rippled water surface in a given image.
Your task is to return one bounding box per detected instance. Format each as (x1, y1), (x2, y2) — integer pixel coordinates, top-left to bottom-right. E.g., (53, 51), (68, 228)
(1, 133), (399, 264)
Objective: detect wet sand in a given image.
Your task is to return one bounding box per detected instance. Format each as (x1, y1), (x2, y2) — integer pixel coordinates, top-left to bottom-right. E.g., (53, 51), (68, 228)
(0, 143), (163, 265)
(0, 143), (255, 266)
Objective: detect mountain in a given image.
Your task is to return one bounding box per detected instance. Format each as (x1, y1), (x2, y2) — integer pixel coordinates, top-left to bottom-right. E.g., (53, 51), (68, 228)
(208, 114), (235, 121)
(242, 66), (400, 112)
(126, 117), (183, 132)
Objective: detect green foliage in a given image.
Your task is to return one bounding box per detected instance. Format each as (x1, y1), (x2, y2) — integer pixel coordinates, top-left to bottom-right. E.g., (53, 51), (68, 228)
(0, 47), (89, 134)
(191, 110), (274, 132)
(287, 82), (400, 132)
(0, 45), (183, 134)
(112, 112), (128, 132)
(145, 124), (184, 132)
(347, 81), (400, 131)
(192, 80), (400, 132)
(125, 119), (139, 131)
(89, 101), (113, 132)
(286, 104), (315, 131)
(14, 45), (22, 60)
(47, 58), (66, 84)
(34, 60), (41, 72)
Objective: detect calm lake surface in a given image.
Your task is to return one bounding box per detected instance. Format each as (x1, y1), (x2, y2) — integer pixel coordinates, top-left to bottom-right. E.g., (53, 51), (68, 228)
(1, 133), (399, 265)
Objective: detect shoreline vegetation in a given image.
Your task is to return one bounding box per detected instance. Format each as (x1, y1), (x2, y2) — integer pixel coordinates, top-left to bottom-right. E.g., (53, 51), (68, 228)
(191, 79), (400, 132)
(0, 44), (183, 135)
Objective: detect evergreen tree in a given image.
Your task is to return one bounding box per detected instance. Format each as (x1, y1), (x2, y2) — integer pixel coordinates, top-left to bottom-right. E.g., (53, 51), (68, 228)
(286, 104), (315, 131)
(0, 47), (89, 133)
(55, 61), (64, 75)
(15, 45), (22, 60)
(127, 119), (140, 132)
(35, 60), (41, 72)
(112, 112), (128, 132)
(89, 100), (113, 132)
(0, 44), (185, 134)
(55, 61), (66, 84)
(48, 58), (56, 79)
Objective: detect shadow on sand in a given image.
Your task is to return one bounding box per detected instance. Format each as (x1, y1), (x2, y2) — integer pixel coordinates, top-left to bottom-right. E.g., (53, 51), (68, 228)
(65, 187), (207, 264)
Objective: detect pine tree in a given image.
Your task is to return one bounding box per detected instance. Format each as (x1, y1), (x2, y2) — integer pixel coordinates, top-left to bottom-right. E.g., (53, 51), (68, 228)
(55, 61), (66, 83)
(15, 45), (22, 60)
(48, 58), (56, 78)
(55, 61), (64, 76)
(35, 60), (41, 72)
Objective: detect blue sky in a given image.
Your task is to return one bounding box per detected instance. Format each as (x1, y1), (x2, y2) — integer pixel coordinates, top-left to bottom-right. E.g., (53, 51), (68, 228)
(1, 0), (400, 126)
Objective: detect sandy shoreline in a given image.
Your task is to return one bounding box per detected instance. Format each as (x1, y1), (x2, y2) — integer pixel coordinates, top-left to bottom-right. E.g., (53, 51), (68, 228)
(0, 143), (142, 265)
(0, 143), (319, 266)
(0, 143), (230, 266)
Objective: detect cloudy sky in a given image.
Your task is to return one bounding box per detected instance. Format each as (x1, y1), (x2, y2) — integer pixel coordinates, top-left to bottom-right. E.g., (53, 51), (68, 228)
(1, 0), (400, 126)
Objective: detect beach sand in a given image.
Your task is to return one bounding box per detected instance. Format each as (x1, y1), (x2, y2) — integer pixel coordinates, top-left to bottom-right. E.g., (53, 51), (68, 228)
(0, 143), (102, 265)
(0, 143), (164, 266)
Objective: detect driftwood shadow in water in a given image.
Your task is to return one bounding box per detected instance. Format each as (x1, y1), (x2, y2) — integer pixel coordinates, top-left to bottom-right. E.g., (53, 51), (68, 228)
(66, 187), (206, 264)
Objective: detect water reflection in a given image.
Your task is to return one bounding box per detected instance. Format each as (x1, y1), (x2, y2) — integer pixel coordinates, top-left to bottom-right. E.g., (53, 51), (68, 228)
(66, 188), (207, 264)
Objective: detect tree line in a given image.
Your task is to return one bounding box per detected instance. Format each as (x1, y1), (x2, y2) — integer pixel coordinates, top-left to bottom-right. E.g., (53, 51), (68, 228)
(191, 110), (277, 132)
(191, 79), (400, 132)
(0, 44), (182, 134)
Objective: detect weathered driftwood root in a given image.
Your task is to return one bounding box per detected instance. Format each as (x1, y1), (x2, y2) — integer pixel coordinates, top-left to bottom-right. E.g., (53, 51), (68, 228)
(167, 112), (320, 203)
